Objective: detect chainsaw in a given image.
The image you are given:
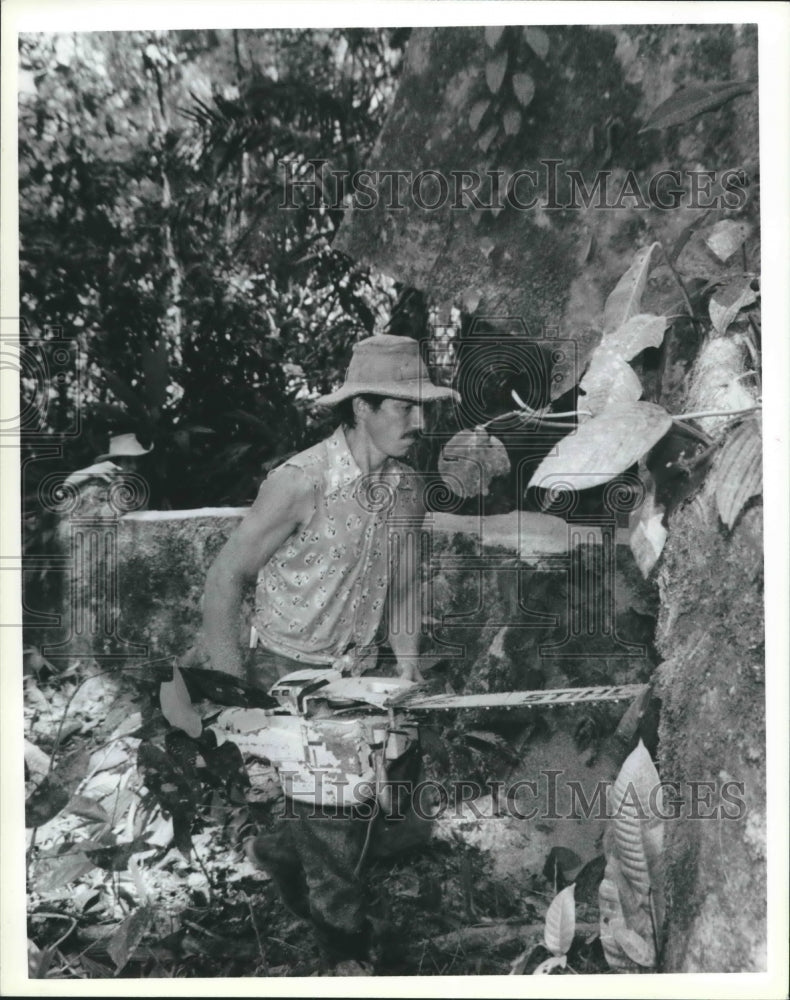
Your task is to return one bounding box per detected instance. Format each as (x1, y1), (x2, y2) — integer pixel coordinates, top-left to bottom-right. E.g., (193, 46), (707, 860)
(205, 667), (648, 809)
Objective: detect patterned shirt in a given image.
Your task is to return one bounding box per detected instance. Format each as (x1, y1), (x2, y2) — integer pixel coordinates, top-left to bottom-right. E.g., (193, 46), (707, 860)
(252, 426), (413, 664)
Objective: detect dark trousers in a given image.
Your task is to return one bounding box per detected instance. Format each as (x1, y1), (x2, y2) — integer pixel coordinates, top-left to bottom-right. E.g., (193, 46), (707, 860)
(249, 747), (432, 965)
(251, 800), (372, 963)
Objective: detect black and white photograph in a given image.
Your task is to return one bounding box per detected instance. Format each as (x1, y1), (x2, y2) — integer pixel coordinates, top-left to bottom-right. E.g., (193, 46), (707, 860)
(1, 1), (788, 994)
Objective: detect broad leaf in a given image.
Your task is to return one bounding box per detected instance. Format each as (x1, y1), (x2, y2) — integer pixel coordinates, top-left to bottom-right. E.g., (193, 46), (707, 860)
(713, 418), (762, 528)
(36, 852), (97, 892)
(25, 775), (70, 828)
(603, 314), (668, 361)
(179, 665), (279, 709)
(66, 794), (110, 823)
(615, 685), (653, 745)
(160, 666), (203, 738)
(484, 26), (505, 49)
(610, 740), (663, 901)
(704, 219), (752, 263)
(107, 905), (154, 971)
(86, 839), (154, 872)
(477, 124), (499, 153)
(675, 229), (729, 281)
(640, 80), (755, 132)
(509, 947), (531, 975)
(523, 26), (550, 59)
(603, 244), (660, 336)
(485, 52), (508, 95)
(612, 920), (656, 967)
(579, 355), (643, 417)
(503, 107), (522, 136)
(24, 738), (50, 776)
(528, 403), (672, 491)
(629, 479), (667, 578)
(468, 100), (490, 132)
(136, 741), (198, 855)
(439, 428), (510, 497)
(532, 955), (567, 975)
(544, 883), (576, 956)
(543, 846), (583, 884)
(512, 72), (535, 107)
(599, 868), (632, 971)
(708, 275), (757, 335)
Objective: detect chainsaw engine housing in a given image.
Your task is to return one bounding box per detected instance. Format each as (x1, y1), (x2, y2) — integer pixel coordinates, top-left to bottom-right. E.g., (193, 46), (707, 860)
(211, 670), (419, 808)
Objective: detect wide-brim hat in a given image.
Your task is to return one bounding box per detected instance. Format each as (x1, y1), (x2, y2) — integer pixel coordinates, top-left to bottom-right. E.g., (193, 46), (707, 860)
(315, 334), (460, 406)
(95, 433), (153, 462)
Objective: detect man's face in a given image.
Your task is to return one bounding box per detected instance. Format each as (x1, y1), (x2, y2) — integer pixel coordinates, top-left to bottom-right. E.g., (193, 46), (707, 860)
(359, 397), (425, 459)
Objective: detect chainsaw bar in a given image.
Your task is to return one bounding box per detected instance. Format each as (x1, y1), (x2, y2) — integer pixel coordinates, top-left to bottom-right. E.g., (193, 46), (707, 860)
(391, 683), (648, 711)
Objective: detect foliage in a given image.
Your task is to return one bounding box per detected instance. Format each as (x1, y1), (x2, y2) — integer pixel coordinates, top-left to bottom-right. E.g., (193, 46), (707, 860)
(598, 740), (665, 971)
(534, 883), (576, 973)
(639, 79), (755, 132)
(25, 654), (579, 978)
(440, 204), (761, 567)
(18, 29), (407, 512)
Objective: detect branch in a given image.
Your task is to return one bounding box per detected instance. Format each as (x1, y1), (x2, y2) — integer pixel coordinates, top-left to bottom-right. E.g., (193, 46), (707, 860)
(428, 920), (599, 953)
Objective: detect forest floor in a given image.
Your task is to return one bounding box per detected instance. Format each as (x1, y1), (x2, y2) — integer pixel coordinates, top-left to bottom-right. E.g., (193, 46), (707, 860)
(23, 655), (636, 979)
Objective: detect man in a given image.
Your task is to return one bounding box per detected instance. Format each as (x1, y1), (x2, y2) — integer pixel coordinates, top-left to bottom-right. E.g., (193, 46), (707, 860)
(201, 334), (458, 974)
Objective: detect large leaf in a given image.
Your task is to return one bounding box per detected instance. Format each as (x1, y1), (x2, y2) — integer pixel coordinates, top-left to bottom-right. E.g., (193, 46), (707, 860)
(439, 428), (511, 497)
(599, 867), (631, 971)
(675, 229), (730, 281)
(160, 666), (203, 738)
(543, 883), (576, 957)
(543, 846), (583, 885)
(579, 355), (643, 417)
(468, 99), (490, 132)
(712, 418), (762, 528)
(485, 51), (508, 94)
(65, 794), (110, 823)
(502, 107), (522, 136)
(603, 314), (668, 361)
(136, 741), (198, 855)
(523, 26), (550, 59)
(512, 72), (535, 108)
(615, 686), (653, 745)
(532, 955), (567, 975)
(25, 775), (70, 828)
(603, 244), (660, 336)
(179, 665), (279, 709)
(708, 275), (757, 335)
(704, 219), (752, 263)
(484, 26), (505, 48)
(610, 740), (664, 909)
(629, 478), (667, 578)
(599, 854), (657, 971)
(528, 403), (673, 491)
(611, 919), (655, 967)
(640, 80), (755, 132)
(36, 852), (97, 892)
(107, 905), (154, 971)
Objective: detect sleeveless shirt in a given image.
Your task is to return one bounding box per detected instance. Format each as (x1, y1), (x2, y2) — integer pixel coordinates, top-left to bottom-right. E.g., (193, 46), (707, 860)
(252, 426), (411, 664)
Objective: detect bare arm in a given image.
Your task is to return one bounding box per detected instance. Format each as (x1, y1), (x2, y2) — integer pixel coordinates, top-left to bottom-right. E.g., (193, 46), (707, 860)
(202, 465), (314, 678)
(387, 473), (426, 681)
